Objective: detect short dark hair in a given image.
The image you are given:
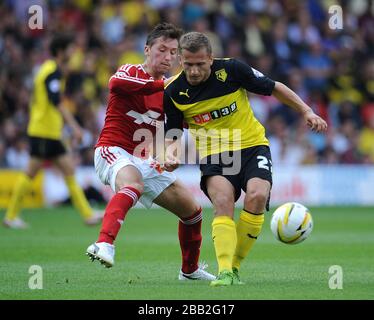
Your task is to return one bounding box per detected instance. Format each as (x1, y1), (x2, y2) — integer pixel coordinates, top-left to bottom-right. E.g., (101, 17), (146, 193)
(49, 34), (73, 57)
(146, 22), (183, 47)
(179, 32), (212, 55)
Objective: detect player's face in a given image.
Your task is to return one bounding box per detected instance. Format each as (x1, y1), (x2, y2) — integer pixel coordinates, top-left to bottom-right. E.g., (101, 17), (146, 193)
(180, 48), (213, 86)
(58, 43), (75, 74)
(144, 37), (178, 77)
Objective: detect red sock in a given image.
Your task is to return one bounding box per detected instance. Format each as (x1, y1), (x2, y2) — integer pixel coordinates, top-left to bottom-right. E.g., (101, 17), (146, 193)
(179, 208), (203, 274)
(97, 186), (141, 244)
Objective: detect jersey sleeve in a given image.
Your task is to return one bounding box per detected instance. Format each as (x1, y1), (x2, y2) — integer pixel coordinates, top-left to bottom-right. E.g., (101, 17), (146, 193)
(109, 65), (164, 95)
(231, 59), (275, 95)
(164, 92), (184, 139)
(45, 70), (62, 106)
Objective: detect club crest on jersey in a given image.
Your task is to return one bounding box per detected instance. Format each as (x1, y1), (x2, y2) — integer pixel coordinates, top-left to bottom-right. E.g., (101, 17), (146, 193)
(127, 110), (162, 128)
(215, 68), (227, 82)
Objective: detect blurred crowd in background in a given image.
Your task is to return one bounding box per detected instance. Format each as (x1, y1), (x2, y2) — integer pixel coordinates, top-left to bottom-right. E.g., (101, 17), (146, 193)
(1, 0), (374, 169)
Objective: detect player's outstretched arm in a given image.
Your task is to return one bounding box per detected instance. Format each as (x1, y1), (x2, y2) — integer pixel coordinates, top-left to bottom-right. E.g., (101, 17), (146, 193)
(109, 66), (165, 95)
(58, 102), (83, 142)
(272, 81), (328, 133)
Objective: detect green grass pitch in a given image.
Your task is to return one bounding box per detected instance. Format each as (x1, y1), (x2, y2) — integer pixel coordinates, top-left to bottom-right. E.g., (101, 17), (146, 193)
(0, 206), (373, 300)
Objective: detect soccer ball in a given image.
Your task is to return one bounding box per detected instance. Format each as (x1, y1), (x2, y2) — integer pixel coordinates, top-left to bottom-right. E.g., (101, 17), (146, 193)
(270, 202), (313, 244)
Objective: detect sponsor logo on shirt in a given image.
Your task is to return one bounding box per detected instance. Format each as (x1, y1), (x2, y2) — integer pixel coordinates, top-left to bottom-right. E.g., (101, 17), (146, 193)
(126, 110), (162, 128)
(192, 102), (237, 124)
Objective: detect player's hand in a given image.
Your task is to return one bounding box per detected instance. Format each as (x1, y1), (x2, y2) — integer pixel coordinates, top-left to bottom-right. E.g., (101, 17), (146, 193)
(72, 126), (83, 144)
(303, 110), (328, 133)
(150, 159), (164, 174)
(162, 155), (180, 172)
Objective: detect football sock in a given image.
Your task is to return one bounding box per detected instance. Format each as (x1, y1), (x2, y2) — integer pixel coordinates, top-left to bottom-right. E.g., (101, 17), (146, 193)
(65, 175), (94, 220)
(97, 186), (141, 244)
(179, 208), (203, 274)
(232, 210), (264, 271)
(212, 215), (237, 273)
(5, 174), (32, 220)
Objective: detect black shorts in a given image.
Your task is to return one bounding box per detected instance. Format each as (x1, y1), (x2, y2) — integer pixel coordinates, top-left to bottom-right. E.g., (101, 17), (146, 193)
(200, 145), (273, 209)
(29, 136), (67, 159)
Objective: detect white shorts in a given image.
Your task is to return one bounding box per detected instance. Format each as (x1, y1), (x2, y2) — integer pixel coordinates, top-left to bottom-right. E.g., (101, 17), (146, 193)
(94, 146), (176, 208)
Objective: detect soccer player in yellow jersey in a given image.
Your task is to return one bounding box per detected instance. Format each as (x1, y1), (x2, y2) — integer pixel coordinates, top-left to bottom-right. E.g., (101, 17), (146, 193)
(163, 32), (327, 286)
(3, 34), (102, 229)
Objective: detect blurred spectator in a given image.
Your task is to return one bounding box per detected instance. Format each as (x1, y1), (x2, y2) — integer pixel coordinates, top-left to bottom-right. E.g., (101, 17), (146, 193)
(117, 34), (144, 65)
(359, 59), (374, 103)
(208, 0), (236, 44)
(337, 100), (362, 127)
(268, 115), (306, 165)
(182, 0), (207, 28)
(358, 106), (374, 162)
(287, 6), (321, 48)
(299, 41), (332, 92)
(339, 120), (366, 164)
(101, 3), (126, 45)
(243, 12), (266, 57)
(268, 18), (295, 80)
(5, 137), (29, 169)
(191, 16), (223, 56)
(0, 139), (7, 167)
(328, 60), (363, 106)
(320, 146), (340, 164)
(287, 68), (309, 103)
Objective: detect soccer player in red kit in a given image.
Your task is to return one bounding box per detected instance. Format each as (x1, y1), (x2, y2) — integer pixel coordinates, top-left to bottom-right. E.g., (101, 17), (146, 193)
(86, 23), (215, 281)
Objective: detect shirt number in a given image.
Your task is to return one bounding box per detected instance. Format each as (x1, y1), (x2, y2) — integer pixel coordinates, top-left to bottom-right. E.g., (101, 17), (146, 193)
(257, 155), (272, 172)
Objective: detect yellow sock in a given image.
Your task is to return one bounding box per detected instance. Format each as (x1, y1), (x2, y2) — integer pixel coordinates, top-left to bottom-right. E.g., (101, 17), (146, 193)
(212, 215), (237, 273)
(232, 210), (264, 271)
(64, 176), (93, 219)
(5, 174), (32, 220)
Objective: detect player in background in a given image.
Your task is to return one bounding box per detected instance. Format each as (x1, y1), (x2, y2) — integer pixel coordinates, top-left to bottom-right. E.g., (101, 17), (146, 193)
(163, 32), (327, 286)
(86, 23), (215, 281)
(3, 34), (102, 229)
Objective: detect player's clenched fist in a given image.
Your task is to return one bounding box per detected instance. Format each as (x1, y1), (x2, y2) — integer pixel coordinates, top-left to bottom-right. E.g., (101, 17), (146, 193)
(303, 110), (328, 133)
(162, 155), (180, 172)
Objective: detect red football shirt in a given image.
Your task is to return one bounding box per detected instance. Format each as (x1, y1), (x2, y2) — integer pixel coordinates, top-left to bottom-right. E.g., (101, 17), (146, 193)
(96, 64), (165, 157)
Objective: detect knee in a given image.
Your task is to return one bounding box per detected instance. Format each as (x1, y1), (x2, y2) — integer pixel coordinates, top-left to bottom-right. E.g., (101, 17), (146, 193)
(25, 170), (37, 180)
(173, 183), (201, 214)
(59, 161), (75, 177)
(212, 193), (235, 214)
(244, 189), (268, 210)
(118, 181), (144, 194)
(187, 202), (202, 217)
(128, 182), (144, 194)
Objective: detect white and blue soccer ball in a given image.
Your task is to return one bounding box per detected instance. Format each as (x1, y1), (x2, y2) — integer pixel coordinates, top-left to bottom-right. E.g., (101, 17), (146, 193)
(270, 202), (313, 244)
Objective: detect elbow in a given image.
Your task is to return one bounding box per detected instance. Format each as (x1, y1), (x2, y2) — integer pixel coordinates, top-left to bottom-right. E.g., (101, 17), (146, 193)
(109, 77), (125, 91)
(273, 81), (283, 94)
(108, 78), (117, 91)
(272, 81), (288, 98)
(108, 78), (125, 94)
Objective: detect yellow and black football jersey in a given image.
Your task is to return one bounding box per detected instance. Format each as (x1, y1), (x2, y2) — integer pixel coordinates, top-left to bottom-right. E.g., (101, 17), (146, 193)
(27, 59), (64, 140)
(164, 58), (275, 159)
